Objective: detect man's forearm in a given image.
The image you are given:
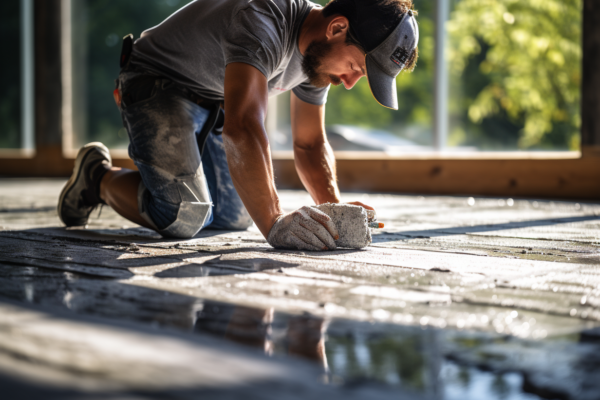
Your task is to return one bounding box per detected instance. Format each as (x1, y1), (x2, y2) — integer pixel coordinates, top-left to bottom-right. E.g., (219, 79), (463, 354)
(294, 140), (341, 205)
(222, 63), (284, 239)
(223, 122), (283, 238)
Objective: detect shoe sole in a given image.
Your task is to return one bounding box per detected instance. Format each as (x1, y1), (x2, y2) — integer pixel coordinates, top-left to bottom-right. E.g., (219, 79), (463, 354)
(57, 142), (111, 227)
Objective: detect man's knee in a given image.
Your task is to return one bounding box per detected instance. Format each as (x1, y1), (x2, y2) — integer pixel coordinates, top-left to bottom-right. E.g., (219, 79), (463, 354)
(158, 201), (212, 239)
(138, 180), (213, 239)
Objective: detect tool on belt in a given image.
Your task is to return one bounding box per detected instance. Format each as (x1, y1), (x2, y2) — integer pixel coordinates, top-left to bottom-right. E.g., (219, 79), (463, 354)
(113, 34), (134, 108)
(113, 34), (224, 155)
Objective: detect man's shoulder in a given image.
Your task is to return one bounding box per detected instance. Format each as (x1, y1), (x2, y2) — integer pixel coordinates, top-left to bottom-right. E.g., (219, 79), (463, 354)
(239, 0), (312, 22)
(225, 0), (313, 49)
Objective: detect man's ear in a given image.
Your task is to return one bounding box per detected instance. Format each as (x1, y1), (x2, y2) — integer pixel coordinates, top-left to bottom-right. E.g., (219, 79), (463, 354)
(325, 16), (349, 41)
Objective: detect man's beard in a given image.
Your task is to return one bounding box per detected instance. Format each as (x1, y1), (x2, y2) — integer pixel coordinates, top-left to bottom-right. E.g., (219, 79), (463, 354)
(301, 40), (342, 88)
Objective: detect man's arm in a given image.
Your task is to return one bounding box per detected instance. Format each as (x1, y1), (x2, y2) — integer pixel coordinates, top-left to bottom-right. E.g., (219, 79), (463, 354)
(291, 93), (375, 213)
(291, 92), (341, 205)
(222, 63), (282, 237)
(222, 64), (339, 251)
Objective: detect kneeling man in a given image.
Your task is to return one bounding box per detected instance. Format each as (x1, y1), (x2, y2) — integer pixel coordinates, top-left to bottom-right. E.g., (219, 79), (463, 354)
(58, 0), (419, 250)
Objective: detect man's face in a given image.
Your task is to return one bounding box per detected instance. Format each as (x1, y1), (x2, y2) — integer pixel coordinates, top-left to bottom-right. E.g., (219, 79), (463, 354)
(302, 39), (366, 89)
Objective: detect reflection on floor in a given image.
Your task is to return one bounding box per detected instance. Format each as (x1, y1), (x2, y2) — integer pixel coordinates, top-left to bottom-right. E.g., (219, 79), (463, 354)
(0, 178), (599, 399)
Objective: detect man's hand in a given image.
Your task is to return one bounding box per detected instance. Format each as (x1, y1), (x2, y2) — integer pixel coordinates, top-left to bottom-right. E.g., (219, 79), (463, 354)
(267, 206), (339, 251)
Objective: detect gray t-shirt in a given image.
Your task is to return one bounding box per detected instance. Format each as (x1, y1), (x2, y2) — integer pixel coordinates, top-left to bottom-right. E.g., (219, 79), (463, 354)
(131, 0), (329, 105)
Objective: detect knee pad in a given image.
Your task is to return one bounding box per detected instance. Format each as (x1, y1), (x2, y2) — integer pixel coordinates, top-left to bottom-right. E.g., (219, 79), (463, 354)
(159, 200), (212, 238)
(138, 178), (213, 239)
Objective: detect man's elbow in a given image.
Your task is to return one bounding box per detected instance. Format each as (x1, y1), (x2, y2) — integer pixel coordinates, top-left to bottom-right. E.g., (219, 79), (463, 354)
(222, 118), (270, 157)
(223, 116), (263, 141)
(293, 137), (329, 152)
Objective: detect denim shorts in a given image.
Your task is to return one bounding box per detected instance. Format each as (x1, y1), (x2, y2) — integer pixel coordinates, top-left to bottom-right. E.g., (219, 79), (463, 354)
(117, 65), (253, 238)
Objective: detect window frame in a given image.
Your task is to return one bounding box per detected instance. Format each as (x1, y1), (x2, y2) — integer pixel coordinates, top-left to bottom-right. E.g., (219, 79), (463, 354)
(1, 0), (598, 200)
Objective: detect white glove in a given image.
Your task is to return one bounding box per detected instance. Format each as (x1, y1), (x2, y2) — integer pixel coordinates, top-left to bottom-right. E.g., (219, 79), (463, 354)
(267, 206), (339, 251)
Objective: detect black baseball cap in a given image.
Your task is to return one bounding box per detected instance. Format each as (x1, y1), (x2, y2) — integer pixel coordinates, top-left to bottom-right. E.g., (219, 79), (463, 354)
(340, 0), (420, 110)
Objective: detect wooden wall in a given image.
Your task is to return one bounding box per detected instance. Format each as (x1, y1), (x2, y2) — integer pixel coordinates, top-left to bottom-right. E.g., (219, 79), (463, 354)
(272, 153), (600, 200)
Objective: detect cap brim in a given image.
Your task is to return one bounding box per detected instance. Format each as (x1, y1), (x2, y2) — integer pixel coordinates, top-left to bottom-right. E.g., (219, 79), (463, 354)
(366, 55), (398, 110)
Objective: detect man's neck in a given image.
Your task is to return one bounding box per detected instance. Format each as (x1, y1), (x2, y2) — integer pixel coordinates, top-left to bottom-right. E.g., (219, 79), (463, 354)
(298, 8), (326, 55)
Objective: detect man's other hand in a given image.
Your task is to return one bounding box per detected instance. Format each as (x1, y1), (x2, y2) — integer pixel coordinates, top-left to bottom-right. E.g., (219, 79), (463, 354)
(346, 201), (374, 211)
(267, 206), (339, 251)
(345, 201), (376, 220)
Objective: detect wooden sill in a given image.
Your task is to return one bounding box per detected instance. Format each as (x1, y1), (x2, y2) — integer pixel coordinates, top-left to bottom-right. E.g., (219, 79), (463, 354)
(0, 149), (36, 158)
(271, 150), (583, 161)
(272, 148), (600, 200)
(71, 148), (590, 162)
(1, 146), (598, 199)
(582, 145), (600, 158)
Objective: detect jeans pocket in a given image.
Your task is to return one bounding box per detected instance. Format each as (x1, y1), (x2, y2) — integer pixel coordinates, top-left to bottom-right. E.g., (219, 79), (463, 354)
(123, 75), (158, 108)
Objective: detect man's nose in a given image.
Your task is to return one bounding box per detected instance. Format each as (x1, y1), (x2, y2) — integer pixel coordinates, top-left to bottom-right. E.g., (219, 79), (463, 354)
(341, 70), (364, 90)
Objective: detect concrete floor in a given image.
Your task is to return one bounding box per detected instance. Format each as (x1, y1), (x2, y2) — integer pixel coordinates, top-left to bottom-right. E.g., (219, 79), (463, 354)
(0, 178), (599, 399)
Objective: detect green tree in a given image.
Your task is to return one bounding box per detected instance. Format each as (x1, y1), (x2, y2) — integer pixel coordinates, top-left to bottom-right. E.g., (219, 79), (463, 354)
(447, 0), (582, 149)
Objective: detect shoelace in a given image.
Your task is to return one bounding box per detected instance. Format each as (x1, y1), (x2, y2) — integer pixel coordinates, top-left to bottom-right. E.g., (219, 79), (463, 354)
(96, 204), (104, 219)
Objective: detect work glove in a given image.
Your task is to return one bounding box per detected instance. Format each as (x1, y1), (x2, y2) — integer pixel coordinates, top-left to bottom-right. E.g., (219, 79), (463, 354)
(267, 206), (339, 251)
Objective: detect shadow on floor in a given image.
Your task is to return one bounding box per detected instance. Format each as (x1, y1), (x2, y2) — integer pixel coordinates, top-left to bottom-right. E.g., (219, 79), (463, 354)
(373, 215), (600, 242)
(0, 227), (326, 279)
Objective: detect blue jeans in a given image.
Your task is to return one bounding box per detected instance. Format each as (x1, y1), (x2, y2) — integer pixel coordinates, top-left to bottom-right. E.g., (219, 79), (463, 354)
(118, 67), (252, 238)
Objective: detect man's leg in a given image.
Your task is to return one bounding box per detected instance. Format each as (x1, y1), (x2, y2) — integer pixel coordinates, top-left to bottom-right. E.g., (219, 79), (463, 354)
(103, 113), (256, 233)
(59, 75), (215, 238)
(99, 167), (151, 229)
(119, 80), (216, 238)
(202, 132), (253, 230)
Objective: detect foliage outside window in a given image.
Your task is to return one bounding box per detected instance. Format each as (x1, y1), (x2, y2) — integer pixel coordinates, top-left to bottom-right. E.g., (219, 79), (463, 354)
(67, 0), (581, 152)
(447, 0), (582, 150)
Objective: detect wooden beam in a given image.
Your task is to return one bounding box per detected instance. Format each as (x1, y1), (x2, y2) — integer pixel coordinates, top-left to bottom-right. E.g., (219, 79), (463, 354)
(273, 155), (600, 200)
(582, 0), (600, 152)
(0, 154), (135, 177)
(1, 150), (598, 199)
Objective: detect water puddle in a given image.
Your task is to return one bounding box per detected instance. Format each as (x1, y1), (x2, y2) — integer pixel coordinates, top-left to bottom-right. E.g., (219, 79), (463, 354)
(1, 262), (599, 399)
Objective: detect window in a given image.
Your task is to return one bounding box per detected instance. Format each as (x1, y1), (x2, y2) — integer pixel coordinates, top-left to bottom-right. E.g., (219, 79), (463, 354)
(1, 0), (596, 199)
(271, 0), (435, 152)
(446, 0), (582, 151)
(66, 0), (581, 153)
(272, 0), (581, 153)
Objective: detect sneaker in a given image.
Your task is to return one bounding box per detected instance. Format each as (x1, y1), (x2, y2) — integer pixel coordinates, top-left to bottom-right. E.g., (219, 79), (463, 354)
(58, 142), (112, 227)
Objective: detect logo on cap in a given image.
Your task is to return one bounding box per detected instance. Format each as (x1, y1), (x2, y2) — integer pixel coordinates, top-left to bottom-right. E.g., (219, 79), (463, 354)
(390, 46), (410, 67)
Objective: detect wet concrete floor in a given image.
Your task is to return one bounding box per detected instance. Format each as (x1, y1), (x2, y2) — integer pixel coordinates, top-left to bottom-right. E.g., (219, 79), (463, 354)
(0, 178), (599, 399)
